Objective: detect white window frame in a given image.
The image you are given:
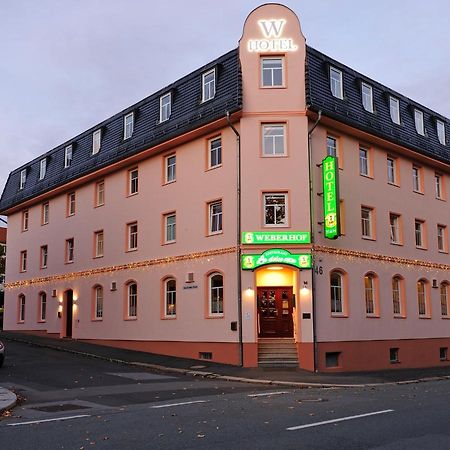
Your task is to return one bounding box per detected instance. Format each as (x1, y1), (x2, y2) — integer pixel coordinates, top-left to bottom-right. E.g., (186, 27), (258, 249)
(414, 109), (425, 135)
(330, 67), (343, 99)
(96, 181), (105, 206)
(263, 193), (288, 227)
(92, 129), (102, 155)
(326, 135), (337, 157)
(389, 96), (400, 125)
(435, 173), (443, 199)
(128, 222), (138, 251)
(412, 166), (421, 192)
(159, 93), (171, 123)
(42, 202), (49, 225)
(359, 147), (369, 176)
(389, 213), (400, 244)
(68, 192), (76, 216)
(262, 124), (286, 156)
(40, 245), (48, 269)
(392, 276), (402, 316)
(22, 210), (29, 231)
(95, 230), (104, 257)
(437, 225), (447, 252)
(64, 145), (73, 168)
(95, 286), (103, 319)
(124, 112), (134, 140)
(364, 273), (376, 315)
(39, 158), (47, 180)
(19, 169), (27, 190)
(20, 250), (27, 272)
(40, 292), (47, 321)
(387, 157), (396, 184)
(441, 283), (449, 317)
(361, 206), (373, 238)
(202, 69), (216, 102)
(66, 238), (74, 263)
(437, 120), (446, 145)
(417, 280), (427, 316)
(415, 220), (425, 248)
(127, 282), (137, 318)
(165, 155), (176, 183)
(261, 57), (284, 87)
(209, 200), (223, 234)
(208, 137), (222, 168)
(19, 295), (26, 322)
(165, 213), (176, 243)
(209, 273), (224, 316)
(361, 82), (373, 113)
(129, 168), (138, 195)
(330, 271), (344, 315)
(165, 278), (176, 317)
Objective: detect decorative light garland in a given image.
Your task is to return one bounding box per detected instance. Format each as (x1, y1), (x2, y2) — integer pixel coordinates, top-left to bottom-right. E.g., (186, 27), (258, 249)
(5, 246), (237, 290)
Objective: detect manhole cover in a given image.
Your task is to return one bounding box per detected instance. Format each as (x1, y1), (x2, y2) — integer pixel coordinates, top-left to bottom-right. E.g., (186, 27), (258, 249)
(31, 403), (90, 413)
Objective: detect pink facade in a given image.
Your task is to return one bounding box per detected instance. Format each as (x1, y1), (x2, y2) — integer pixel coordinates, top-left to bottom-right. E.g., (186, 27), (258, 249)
(1, 4), (449, 372)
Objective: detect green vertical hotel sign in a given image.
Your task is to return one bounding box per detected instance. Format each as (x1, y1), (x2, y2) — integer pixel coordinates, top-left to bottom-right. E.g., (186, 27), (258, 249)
(322, 155), (340, 239)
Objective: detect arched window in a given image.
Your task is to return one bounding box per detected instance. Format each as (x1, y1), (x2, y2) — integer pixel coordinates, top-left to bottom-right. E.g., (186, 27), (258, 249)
(364, 273), (377, 315)
(18, 294), (26, 322)
(417, 279), (428, 316)
(94, 286), (103, 319)
(39, 292), (47, 321)
(209, 273), (223, 315)
(165, 278), (176, 316)
(330, 271), (344, 314)
(392, 276), (402, 316)
(127, 282), (137, 318)
(441, 282), (449, 317)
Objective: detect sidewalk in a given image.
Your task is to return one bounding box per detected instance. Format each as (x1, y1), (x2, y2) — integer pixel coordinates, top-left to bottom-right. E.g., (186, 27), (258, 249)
(2, 330), (450, 388)
(0, 387), (16, 413)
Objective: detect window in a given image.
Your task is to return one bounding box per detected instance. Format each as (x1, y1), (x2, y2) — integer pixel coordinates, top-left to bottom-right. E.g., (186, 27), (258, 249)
(92, 129), (101, 155)
(330, 271), (344, 314)
(326, 136), (337, 157)
(361, 82), (373, 113)
(209, 273), (223, 315)
(42, 202), (49, 225)
(39, 158), (47, 180)
(127, 282), (137, 318)
(128, 168), (138, 195)
(392, 276), (402, 316)
(67, 192), (76, 216)
(165, 278), (176, 316)
(412, 166), (422, 193)
(127, 222), (138, 251)
(387, 157), (397, 185)
(440, 347), (448, 361)
(22, 210), (29, 231)
(165, 155), (176, 183)
(66, 238), (74, 263)
(164, 213), (176, 243)
(437, 225), (447, 252)
(437, 120), (446, 145)
(330, 67), (343, 99)
(262, 124), (285, 156)
(202, 69), (215, 102)
(40, 245), (48, 269)
(18, 294), (26, 322)
(94, 230), (104, 257)
(39, 292), (47, 321)
(359, 147), (369, 176)
(64, 145), (73, 168)
(389, 213), (401, 244)
(389, 97), (400, 125)
(94, 286), (103, 319)
(160, 93), (171, 122)
(435, 173), (444, 199)
(417, 279), (428, 316)
(209, 200), (223, 234)
(364, 273), (377, 315)
(95, 181), (105, 207)
(20, 250), (27, 272)
(414, 109), (425, 135)
(415, 219), (425, 248)
(390, 348), (399, 363)
(440, 283), (449, 317)
(20, 169), (27, 189)
(261, 57), (283, 87)
(264, 193), (287, 226)
(361, 206), (374, 239)
(124, 112), (134, 140)
(208, 137), (222, 168)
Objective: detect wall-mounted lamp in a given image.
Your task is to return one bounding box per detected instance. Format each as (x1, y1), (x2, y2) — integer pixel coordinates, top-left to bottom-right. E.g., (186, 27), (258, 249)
(245, 287), (254, 296)
(301, 280), (309, 294)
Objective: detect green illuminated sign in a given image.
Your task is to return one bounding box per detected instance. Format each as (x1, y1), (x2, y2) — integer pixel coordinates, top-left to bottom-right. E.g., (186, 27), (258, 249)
(242, 231), (310, 245)
(322, 155), (340, 239)
(241, 249), (312, 270)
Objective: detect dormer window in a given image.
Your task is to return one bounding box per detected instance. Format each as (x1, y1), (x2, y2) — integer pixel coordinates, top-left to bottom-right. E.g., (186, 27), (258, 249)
(64, 145), (73, 168)
(92, 129), (101, 155)
(330, 67), (343, 99)
(437, 120), (446, 145)
(19, 169), (27, 190)
(389, 96), (400, 125)
(414, 109), (425, 136)
(124, 112), (134, 140)
(361, 82), (373, 113)
(39, 158), (47, 180)
(160, 93), (172, 123)
(202, 69), (215, 102)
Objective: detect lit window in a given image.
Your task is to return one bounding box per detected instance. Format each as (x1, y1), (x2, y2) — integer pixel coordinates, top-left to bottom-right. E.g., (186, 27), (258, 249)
(387, 157), (397, 185)
(94, 230), (104, 257)
(389, 213), (401, 244)
(66, 238), (74, 263)
(261, 57), (283, 87)
(412, 166), (422, 193)
(264, 193), (287, 226)
(39, 292), (47, 321)
(389, 96), (400, 125)
(330, 271), (344, 314)
(326, 136), (337, 157)
(95, 286), (103, 319)
(127, 282), (137, 318)
(441, 283), (449, 317)
(165, 155), (176, 183)
(361, 206), (373, 239)
(209, 200), (223, 234)
(262, 124), (285, 156)
(361, 82), (373, 113)
(124, 112), (134, 140)
(209, 273), (223, 315)
(437, 120), (446, 145)
(19, 169), (27, 190)
(209, 137), (222, 168)
(96, 181), (105, 206)
(42, 202), (49, 225)
(165, 213), (176, 243)
(437, 225), (447, 252)
(359, 147), (369, 176)
(127, 222), (138, 251)
(417, 279), (428, 316)
(202, 69), (215, 102)
(67, 192), (76, 216)
(435, 173), (443, 199)
(18, 294), (26, 322)
(165, 278), (176, 317)
(129, 168), (138, 195)
(415, 219), (425, 248)
(92, 129), (101, 155)
(40, 245), (48, 269)
(39, 158), (47, 180)
(392, 276), (402, 316)
(22, 210), (29, 231)
(64, 145), (73, 168)
(364, 273), (377, 315)
(160, 93), (172, 123)
(414, 109), (425, 136)
(20, 250), (27, 272)
(330, 67), (343, 99)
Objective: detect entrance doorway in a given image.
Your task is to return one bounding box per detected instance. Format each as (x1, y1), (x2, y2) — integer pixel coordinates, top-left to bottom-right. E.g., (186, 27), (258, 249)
(257, 286), (294, 337)
(64, 289), (73, 338)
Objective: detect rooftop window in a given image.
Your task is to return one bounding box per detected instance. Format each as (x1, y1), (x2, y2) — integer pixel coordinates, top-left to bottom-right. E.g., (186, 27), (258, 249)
(330, 67), (343, 99)
(160, 93), (172, 123)
(64, 145), (73, 168)
(202, 69), (216, 102)
(389, 97), (400, 125)
(19, 169), (27, 190)
(361, 82), (373, 113)
(92, 129), (101, 155)
(124, 112), (134, 140)
(437, 120), (446, 145)
(414, 109), (425, 136)
(39, 158), (47, 180)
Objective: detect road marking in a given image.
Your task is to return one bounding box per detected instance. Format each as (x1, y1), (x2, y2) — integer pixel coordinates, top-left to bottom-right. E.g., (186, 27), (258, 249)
(150, 400), (208, 409)
(7, 415), (91, 427)
(287, 409), (394, 431)
(248, 391), (289, 397)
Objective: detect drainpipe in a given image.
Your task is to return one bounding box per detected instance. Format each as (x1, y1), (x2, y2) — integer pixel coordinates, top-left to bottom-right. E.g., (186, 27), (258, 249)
(307, 110), (322, 373)
(226, 111), (243, 367)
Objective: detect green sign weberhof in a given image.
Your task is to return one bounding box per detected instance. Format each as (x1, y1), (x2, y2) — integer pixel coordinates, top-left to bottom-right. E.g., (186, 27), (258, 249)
(242, 231), (310, 245)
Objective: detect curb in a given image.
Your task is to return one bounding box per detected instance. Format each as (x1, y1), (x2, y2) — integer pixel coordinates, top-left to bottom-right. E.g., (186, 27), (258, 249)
(0, 388), (17, 414)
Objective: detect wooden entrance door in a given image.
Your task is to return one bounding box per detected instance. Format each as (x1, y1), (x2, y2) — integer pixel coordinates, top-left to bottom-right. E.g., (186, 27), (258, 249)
(257, 287), (294, 337)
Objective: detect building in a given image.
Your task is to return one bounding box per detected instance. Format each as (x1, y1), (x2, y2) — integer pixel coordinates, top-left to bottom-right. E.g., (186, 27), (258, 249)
(0, 4), (449, 372)
(0, 227), (6, 296)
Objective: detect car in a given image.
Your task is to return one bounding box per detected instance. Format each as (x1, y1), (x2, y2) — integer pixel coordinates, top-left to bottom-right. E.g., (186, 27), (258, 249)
(0, 340), (4, 367)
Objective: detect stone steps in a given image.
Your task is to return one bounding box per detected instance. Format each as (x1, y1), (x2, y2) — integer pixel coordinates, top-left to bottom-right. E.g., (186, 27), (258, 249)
(258, 337), (299, 368)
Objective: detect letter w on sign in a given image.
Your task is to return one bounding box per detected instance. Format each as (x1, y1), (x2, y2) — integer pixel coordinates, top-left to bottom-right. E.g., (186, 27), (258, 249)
(258, 19), (286, 38)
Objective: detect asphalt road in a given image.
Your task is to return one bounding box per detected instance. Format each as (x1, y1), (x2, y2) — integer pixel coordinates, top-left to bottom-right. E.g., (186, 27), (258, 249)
(1, 341), (450, 449)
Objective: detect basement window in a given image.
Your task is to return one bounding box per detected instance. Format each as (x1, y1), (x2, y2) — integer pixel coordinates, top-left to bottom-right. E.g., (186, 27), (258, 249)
(199, 352), (213, 360)
(389, 348), (399, 363)
(440, 347), (448, 361)
(325, 352), (340, 368)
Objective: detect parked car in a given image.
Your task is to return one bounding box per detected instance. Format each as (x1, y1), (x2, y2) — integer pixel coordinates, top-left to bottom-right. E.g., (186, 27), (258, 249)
(0, 340), (4, 367)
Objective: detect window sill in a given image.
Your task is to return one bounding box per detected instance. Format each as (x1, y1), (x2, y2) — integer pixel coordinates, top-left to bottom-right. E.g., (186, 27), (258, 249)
(161, 315), (177, 320)
(393, 315), (407, 319)
(162, 240), (176, 246)
(94, 204), (105, 208)
(419, 315), (431, 319)
(201, 97), (215, 104)
(390, 241), (403, 246)
(126, 192), (139, 198)
(206, 314), (224, 319)
(436, 197), (446, 202)
(65, 261), (74, 265)
(17, 321), (25, 324)
(93, 255), (104, 259)
(92, 318), (103, 322)
(124, 317), (137, 321)
(413, 190), (424, 195)
(37, 320), (46, 324)
(67, 213), (75, 218)
(260, 85), (286, 89)
(438, 250), (449, 254)
(126, 248), (138, 253)
(163, 180), (176, 186)
(362, 236), (376, 241)
(441, 316), (450, 320)
(261, 153), (288, 158)
(263, 225), (290, 229)
(40, 266), (47, 270)
(387, 182), (400, 188)
(207, 231), (223, 237)
(41, 223), (49, 226)
(390, 360), (401, 365)
(206, 164), (222, 172)
(415, 246), (428, 251)
(366, 314), (380, 319)
(331, 313), (348, 318)
(359, 173), (373, 180)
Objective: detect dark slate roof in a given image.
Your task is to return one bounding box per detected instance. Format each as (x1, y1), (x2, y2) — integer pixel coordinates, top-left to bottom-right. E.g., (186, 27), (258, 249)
(0, 48), (242, 212)
(306, 46), (450, 165)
